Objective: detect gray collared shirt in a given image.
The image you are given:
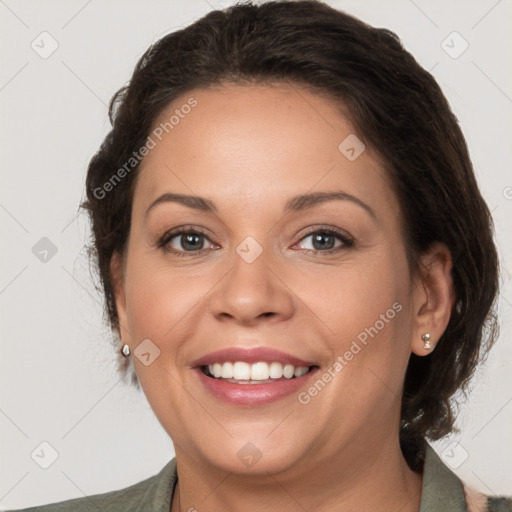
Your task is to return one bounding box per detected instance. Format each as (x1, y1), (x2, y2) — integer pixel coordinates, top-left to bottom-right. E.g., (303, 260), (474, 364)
(8, 443), (512, 511)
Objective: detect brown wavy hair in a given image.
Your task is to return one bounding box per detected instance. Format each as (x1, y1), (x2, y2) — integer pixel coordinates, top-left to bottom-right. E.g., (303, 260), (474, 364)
(81, 0), (500, 448)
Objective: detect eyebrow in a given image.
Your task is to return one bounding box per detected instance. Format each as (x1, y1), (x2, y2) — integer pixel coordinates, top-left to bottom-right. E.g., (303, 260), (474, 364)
(283, 191), (376, 219)
(145, 190), (376, 220)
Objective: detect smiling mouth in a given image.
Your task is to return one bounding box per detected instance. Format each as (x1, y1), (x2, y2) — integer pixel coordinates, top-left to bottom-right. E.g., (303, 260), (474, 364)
(200, 362), (319, 384)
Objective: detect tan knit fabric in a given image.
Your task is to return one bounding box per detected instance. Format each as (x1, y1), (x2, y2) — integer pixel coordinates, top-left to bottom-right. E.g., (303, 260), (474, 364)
(464, 483), (488, 512)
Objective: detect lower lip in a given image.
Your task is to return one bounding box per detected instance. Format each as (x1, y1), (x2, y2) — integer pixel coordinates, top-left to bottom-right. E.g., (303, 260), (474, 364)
(194, 367), (319, 406)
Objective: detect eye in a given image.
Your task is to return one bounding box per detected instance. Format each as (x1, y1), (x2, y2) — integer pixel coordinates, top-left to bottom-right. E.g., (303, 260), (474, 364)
(294, 227), (354, 254)
(158, 227), (216, 256)
(157, 226), (354, 257)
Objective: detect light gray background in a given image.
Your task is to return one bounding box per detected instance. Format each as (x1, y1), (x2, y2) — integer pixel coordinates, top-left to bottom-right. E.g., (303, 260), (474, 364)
(1, 0), (511, 508)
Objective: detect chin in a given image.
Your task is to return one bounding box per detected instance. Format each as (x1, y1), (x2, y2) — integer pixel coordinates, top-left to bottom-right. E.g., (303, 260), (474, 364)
(197, 436), (307, 476)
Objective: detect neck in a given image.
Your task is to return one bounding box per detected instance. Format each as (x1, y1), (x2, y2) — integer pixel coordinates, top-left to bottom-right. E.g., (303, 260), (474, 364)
(170, 435), (423, 512)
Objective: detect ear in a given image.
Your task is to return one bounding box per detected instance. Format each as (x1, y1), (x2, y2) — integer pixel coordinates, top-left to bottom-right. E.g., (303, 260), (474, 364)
(410, 242), (456, 356)
(110, 251), (129, 342)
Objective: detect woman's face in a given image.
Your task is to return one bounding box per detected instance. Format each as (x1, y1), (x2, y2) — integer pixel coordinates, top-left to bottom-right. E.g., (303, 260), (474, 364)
(114, 83), (426, 474)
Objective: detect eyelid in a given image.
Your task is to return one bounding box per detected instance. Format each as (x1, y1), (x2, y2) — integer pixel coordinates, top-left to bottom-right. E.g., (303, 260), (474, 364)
(298, 225), (353, 241)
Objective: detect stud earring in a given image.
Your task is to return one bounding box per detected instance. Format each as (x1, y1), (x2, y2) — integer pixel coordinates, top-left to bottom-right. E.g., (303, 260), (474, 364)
(121, 344), (131, 357)
(422, 333), (431, 350)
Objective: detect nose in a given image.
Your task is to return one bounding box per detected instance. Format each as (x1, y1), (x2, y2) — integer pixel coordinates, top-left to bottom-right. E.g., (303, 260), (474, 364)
(209, 248), (295, 327)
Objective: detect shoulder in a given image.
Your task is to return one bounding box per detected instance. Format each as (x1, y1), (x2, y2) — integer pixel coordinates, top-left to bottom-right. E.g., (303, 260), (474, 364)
(418, 441), (512, 512)
(486, 497), (512, 512)
(7, 458), (178, 512)
(464, 485), (512, 512)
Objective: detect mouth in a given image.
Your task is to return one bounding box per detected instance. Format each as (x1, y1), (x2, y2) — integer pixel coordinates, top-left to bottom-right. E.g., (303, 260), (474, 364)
(199, 361), (319, 384)
(191, 346), (320, 405)
(194, 361), (320, 406)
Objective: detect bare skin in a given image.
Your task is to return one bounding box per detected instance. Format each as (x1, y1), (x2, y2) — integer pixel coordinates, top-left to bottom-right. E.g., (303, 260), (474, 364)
(111, 83), (455, 512)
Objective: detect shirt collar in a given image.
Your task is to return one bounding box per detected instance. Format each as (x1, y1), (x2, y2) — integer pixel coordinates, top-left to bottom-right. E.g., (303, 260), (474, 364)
(419, 442), (468, 512)
(146, 442), (468, 511)
(136, 457), (177, 512)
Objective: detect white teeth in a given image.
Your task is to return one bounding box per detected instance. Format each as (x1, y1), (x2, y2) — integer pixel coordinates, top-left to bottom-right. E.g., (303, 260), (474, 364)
(282, 364), (295, 379)
(233, 361), (251, 380)
(268, 362), (282, 379)
(221, 362), (234, 378)
(205, 361), (311, 381)
(212, 363), (222, 378)
(294, 366), (309, 377)
(250, 362), (270, 380)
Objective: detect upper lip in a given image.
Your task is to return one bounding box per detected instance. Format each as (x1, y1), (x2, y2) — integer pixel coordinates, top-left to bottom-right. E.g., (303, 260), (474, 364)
(190, 347), (316, 368)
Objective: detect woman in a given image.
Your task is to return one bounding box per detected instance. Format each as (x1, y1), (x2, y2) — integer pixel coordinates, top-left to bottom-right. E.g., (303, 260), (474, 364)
(11, 1), (511, 511)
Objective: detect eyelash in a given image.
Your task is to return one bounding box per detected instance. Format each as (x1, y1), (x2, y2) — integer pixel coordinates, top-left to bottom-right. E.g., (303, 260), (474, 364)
(157, 225), (354, 258)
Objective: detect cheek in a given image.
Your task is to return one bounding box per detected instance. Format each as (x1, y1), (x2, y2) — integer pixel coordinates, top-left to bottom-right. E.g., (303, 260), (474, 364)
(313, 249), (413, 388)
(123, 249), (216, 353)
(309, 252), (409, 339)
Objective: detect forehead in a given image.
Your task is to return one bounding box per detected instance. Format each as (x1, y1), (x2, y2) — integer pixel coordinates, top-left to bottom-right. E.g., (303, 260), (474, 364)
(133, 83), (395, 219)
